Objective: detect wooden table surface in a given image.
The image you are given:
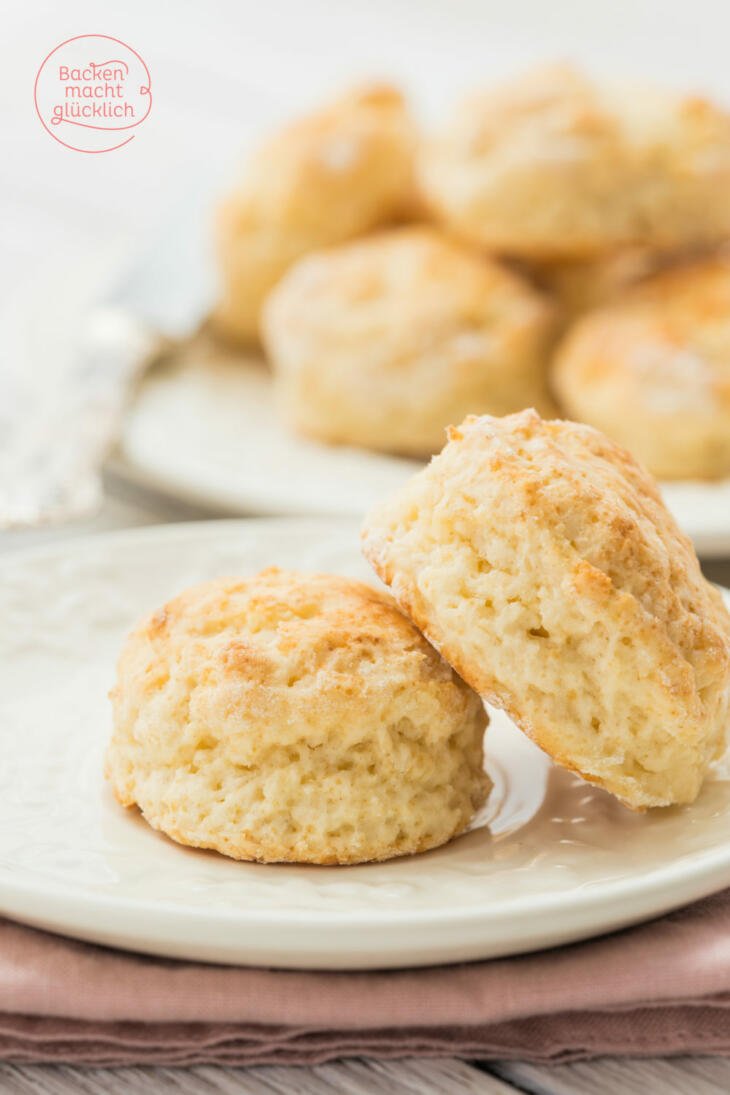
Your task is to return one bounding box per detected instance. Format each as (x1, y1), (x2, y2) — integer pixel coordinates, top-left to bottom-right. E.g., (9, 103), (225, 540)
(4, 0), (730, 1088)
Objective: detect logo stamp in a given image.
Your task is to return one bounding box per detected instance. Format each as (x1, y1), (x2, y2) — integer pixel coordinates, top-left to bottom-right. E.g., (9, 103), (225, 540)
(34, 34), (152, 153)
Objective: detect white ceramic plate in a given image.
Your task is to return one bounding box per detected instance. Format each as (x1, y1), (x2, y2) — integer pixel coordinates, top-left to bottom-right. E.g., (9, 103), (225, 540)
(2, 518), (730, 970)
(117, 340), (730, 556)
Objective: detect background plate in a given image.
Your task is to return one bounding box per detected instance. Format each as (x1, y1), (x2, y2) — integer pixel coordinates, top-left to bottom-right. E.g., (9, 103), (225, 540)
(1, 518), (730, 969)
(117, 340), (730, 557)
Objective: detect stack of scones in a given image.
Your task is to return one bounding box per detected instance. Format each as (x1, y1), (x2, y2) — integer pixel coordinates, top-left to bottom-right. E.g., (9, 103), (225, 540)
(212, 65), (730, 481)
(107, 409), (730, 863)
(105, 67), (730, 864)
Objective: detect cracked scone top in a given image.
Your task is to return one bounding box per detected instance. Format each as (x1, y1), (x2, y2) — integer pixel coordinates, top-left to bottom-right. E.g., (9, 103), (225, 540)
(106, 568), (488, 864)
(362, 410), (730, 809)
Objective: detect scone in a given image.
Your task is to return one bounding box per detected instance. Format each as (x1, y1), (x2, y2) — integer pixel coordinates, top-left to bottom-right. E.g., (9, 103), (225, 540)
(552, 256), (730, 479)
(106, 568), (488, 864)
(212, 84), (416, 344)
(362, 410), (730, 809)
(419, 64), (730, 258)
(527, 247), (686, 321)
(262, 226), (557, 457)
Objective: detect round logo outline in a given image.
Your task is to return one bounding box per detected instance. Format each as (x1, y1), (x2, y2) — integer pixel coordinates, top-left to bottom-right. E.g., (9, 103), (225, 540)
(34, 33), (152, 153)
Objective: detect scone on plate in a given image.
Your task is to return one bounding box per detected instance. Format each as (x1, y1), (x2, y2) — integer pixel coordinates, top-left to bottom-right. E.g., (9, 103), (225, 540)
(212, 84), (416, 345)
(419, 64), (730, 258)
(362, 410), (730, 809)
(552, 256), (730, 479)
(106, 568), (488, 864)
(262, 226), (557, 457)
(526, 247), (690, 321)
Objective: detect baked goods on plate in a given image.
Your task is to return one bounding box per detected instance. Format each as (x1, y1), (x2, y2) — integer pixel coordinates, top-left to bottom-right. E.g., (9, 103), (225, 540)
(106, 567), (488, 864)
(263, 226), (556, 456)
(362, 409), (730, 808)
(553, 256), (730, 479)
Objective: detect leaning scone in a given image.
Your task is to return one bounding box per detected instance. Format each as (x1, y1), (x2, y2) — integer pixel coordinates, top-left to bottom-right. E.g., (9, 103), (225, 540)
(106, 568), (488, 864)
(262, 226), (556, 457)
(213, 84), (416, 344)
(552, 256), (730, 479)
(362, 410), (730, 809)
(419, 64), (730, 258)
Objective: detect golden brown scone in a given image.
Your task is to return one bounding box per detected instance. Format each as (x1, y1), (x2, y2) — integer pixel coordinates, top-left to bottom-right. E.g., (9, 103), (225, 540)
(419, 64), (730, 259)
(262, 226), (557, 457)
(212, 84), (416, 344)
(526, 247), (692, 321)
(362, 410), (730, 809)
(552, 256), (730, 479)
(106, 568), (489, 864)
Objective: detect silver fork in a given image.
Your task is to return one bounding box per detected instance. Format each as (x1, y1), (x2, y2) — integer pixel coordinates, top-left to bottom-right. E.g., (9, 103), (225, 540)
(0, 188), (216, 530)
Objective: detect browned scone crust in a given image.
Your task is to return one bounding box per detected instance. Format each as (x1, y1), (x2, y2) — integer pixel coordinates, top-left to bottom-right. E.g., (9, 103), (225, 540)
(362, 410), (730, 809)
(552, 256), (730, 479)
(106, 568), (488, 864)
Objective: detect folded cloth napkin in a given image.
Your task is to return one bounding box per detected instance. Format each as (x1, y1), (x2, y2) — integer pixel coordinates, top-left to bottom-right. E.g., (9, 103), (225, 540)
(2, 891), (730, 1066)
